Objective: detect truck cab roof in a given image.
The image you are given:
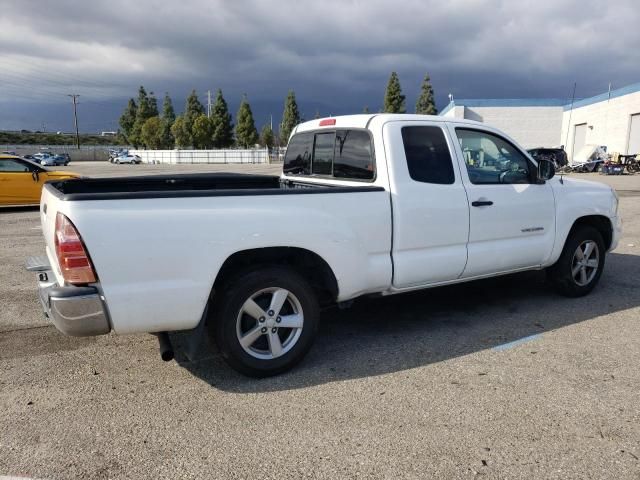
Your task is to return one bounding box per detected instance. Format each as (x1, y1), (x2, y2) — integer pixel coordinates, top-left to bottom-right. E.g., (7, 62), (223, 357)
(294, 113), (485, 134)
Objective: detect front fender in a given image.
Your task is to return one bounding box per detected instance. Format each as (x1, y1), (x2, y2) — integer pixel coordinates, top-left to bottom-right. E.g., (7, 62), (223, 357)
(546, 177), (618, 265)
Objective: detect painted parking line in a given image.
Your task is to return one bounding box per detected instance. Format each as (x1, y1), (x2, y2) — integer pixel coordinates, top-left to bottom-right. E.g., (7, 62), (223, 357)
(492, 333), (542, 352)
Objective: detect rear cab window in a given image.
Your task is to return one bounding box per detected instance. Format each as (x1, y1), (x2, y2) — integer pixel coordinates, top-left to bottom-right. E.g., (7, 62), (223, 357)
(284, 129), (375, 181)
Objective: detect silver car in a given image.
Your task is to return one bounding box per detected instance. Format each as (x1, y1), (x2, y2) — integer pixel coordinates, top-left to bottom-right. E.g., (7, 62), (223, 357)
(114, 154), (142, 164)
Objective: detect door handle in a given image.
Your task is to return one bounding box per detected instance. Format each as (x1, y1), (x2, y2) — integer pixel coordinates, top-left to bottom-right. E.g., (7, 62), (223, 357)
(471, 200), (493, 207)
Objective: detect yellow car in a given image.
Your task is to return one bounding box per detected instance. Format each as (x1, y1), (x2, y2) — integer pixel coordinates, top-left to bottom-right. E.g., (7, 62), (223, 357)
(0, 154), (80, 206)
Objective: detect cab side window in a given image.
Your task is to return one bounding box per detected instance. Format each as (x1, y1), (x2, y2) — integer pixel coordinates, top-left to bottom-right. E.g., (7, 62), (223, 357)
(455, 129), (533, 185)
(401, 126), (455, 184)
(0, 159), (31, 172)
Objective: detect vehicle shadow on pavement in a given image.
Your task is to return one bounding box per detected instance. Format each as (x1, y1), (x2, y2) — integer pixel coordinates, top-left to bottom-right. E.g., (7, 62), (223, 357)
(175, 251), (640, 393)
(0, 206), (40, 213)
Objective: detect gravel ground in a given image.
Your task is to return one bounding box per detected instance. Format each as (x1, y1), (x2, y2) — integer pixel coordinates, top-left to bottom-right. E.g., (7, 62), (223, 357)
(1, 164), (639, 479)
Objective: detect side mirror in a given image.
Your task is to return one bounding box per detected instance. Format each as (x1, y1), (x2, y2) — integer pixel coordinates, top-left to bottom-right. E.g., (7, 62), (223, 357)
(537, 159), (555, 181)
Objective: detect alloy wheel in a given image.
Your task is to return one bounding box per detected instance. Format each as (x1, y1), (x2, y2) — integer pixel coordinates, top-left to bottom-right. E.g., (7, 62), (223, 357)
(571, 240), (600, 286)
(236, 287), (304, 360)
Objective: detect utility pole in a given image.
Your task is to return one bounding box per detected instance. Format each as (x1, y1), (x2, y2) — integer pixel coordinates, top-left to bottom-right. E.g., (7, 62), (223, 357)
(207, 90), (212, 118)
(68, 94), (80, 149)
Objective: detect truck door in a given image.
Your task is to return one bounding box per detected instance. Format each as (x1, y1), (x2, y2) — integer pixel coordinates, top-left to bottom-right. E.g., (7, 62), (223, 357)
(447, 125), (556, 278)
(385, 121), (470, 288)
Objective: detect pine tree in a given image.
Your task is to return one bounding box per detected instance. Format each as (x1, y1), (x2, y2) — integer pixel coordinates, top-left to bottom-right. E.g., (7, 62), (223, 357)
(260, 124), (274, 148)
(280, 90), (300, 145)
(130, 86), (158, 147)
(235, 94), (259, 148)
(161, 93), (176, 148)
(148, 92), (159, 117)
(383, 72), (406, 113)
(118, 98), (137, 144)
(183, 90), (205, 146)
(129, 87), (147, 147)
(211, 89), (234, 148)
(415, 74), (437, 115)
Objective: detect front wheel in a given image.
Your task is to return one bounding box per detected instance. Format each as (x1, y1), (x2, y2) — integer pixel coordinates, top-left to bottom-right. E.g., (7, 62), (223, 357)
(209, 267), (320, 377)
(547, 225), (605, 297)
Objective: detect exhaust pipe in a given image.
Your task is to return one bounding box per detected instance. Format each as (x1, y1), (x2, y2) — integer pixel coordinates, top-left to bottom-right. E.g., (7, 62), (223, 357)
(155, 332), (174, 362)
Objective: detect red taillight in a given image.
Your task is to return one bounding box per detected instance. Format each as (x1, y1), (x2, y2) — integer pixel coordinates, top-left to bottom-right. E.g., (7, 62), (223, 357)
(319, 118), (336, 126)
(54, 213), (97, 284)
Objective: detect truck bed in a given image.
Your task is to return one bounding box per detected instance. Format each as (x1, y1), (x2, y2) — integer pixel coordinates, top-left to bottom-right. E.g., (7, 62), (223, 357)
(45, 173), (383, 201)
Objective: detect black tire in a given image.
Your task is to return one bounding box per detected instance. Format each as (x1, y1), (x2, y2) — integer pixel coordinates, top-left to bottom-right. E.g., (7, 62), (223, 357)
(547, 225), (605, 297)
(208, 266), (320, 377)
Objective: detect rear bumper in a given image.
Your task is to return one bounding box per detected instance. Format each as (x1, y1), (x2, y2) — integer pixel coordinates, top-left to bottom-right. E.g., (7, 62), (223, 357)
(26, 256), (111, 337)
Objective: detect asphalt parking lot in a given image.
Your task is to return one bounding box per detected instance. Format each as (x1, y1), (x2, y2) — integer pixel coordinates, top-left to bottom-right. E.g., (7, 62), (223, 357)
(1, 163), (639, 479)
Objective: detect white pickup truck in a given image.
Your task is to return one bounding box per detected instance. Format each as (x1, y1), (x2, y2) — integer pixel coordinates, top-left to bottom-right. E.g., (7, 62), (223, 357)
(27, 114), (621, 376)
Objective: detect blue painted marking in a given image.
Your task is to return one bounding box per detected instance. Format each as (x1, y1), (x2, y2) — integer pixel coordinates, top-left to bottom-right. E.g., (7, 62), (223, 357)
(492, 333), (542, 352)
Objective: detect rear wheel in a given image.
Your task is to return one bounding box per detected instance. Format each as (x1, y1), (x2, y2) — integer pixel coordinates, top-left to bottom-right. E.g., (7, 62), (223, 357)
(209, 267), (320, 377)
(547, 225), (605, 297)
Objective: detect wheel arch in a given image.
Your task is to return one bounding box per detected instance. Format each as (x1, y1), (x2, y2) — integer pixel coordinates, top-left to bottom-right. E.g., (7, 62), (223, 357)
(212, 247), (340, 308)
(568, 215), (613, 251)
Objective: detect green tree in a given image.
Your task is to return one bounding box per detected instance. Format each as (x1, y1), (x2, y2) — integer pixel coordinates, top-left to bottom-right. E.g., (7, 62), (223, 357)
(161, 93), (176, 148)
(280, 90), (300, 145)
(235, 94), (259, 148)
(148, 93), (159, 117)
(183, 90), (205, 146)
(140, 116), (164, 149)
(383, 72), (406, 113)
(130, 86), (158, 147)
(171, 116), (190, 148)
(118, 98), (137, 144)
(415, 73), (437, 115)
(191, 114), (214, 149)
(260, 124), (274, 148)
(211, 89), (234, 148)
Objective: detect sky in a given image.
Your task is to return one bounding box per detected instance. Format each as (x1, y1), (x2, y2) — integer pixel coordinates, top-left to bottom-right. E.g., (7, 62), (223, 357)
(1, 0), (639, 133)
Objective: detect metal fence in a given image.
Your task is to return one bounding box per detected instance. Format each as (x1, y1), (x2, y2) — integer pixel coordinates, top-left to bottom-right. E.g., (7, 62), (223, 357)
(1, 144), (124, 161)
(129, 148), (270, 164)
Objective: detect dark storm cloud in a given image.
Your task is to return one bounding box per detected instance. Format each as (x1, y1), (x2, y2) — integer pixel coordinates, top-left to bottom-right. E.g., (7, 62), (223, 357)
(1, 0), (639, 131)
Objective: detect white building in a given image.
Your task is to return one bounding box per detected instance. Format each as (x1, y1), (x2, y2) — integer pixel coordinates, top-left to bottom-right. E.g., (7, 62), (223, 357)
(440, 82), (640, 161)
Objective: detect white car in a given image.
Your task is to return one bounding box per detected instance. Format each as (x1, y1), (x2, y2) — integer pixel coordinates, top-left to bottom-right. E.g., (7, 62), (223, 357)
(27, 114), (621, 377)
(114, 154), (141, 164)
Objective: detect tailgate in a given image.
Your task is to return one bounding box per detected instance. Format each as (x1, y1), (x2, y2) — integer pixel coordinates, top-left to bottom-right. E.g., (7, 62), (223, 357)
(39, 184), (65, 285)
